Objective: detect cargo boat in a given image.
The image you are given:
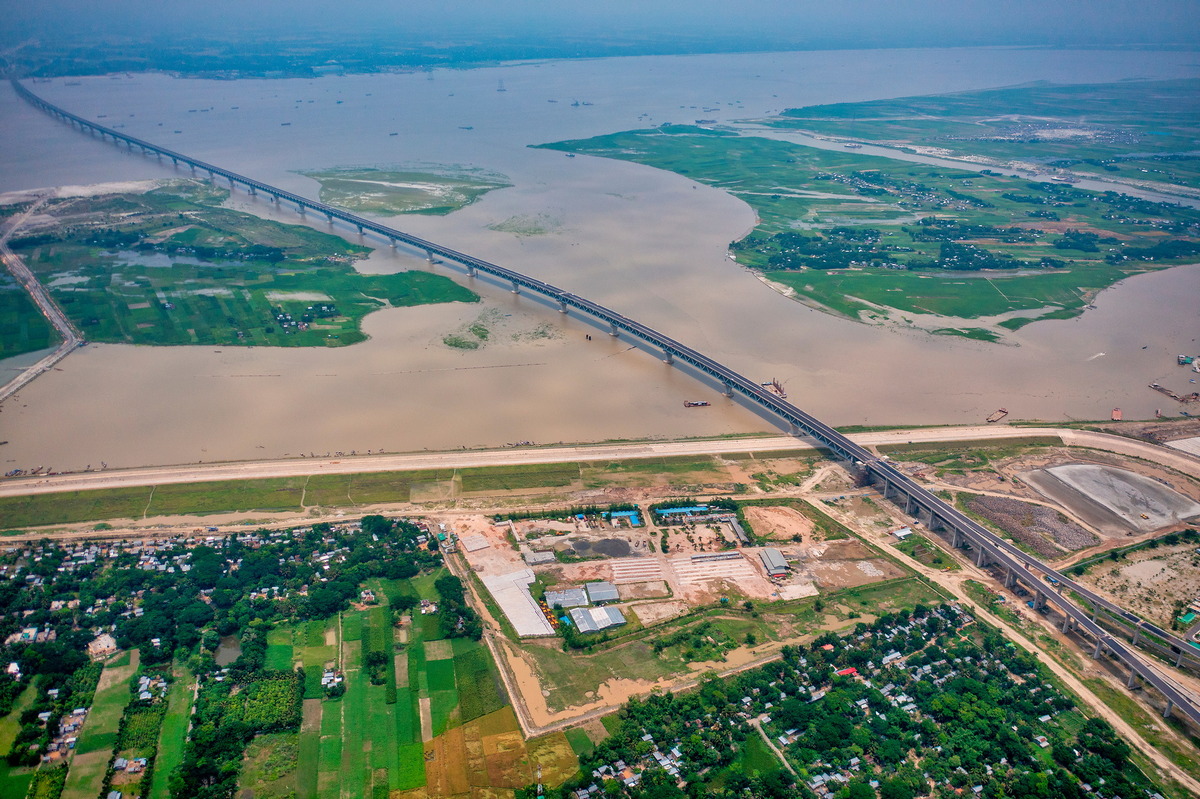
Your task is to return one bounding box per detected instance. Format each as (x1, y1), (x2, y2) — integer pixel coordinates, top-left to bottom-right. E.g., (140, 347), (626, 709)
(986, 408), (1008, 423)
(683, 401), (711, 408)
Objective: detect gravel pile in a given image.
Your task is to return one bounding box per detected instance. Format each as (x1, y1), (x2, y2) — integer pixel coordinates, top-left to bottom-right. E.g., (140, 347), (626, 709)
(967, 494), (1099, 554)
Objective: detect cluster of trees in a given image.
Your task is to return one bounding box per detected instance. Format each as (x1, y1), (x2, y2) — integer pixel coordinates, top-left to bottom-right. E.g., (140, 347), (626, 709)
(6, 661), (102, 767)
(171, 668), (304, 799)
(433, 574), (482, 640)
(906, 217), (1037, 243)
(732, 229), (894, 271)
(1107, 238), (1200, 263)
(555, 605), (1155, 799)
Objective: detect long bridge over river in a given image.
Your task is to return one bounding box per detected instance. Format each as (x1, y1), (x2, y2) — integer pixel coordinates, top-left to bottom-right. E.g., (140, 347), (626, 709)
(13, 79), (1200, 727)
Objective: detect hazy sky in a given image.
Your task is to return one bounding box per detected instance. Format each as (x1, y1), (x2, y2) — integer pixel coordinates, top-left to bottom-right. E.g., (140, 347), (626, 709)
(3, 0), (1197, 50)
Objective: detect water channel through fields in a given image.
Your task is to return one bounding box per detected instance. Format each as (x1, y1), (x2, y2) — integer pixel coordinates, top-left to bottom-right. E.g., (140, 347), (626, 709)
(1, 48), (1199, 471)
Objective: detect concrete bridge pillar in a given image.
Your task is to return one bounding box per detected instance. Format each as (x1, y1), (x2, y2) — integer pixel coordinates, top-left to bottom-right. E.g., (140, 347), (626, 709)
(248, 187), (256, 196)
(356, 225), (364, 234)
(904, 494), (914, 515)
(426, 250), (434, 263)
(1033, 591), (1046, 610)
(1004, 569), (1017, 589)
(789, 422), (800, 436)
(1176, 649), (1186, 668)
(663, 350), (674, 365)
(297, 205), (305, 215)
(511, 281), (520, 295)
(1132, 628), (1141, 647)
(1163, 700), (1174, 719)
(975, 546), (987, 567)
(228, 176), (235, 187)
(609, 322), (618, 337)
(928, 515), (942, 532)
(1061, 616), (1073, 634)
(1093, 639), (1104, 660)
(388, 237), (396, 247)
(1127, 671), (1139, 689)
(722, 381), (734, 398)
(189, 165), (196, 173)
(466, 265), (477, 277)
(558, 298), (567, 313)
(325, 213), (333, 223)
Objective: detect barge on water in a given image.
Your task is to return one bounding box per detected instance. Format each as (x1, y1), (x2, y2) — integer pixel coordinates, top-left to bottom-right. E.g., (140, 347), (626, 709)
(986, 408), (1009, 423)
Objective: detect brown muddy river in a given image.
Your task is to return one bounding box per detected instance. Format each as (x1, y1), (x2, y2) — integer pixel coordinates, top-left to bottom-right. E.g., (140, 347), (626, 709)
(1, 48), (1199, 471)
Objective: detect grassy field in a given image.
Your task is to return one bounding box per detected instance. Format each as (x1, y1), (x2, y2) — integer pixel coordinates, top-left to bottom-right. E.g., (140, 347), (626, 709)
(147, 664), (196, 799)
(0, 286), (57, 358)
(0, 686), (38, 799)
(0, 454), (746, 529)
(5, 182), (477, 354)
(894, 532), (959, 570)
(776, 79), (1200, 190)
(60, 652), (140, 799)
(240, 732), (299, 799)
(521, 576), (941, 712)
(877, 436), (1062, 475)
(538, 118), (1199, 335)
(300, 167), (511, 216)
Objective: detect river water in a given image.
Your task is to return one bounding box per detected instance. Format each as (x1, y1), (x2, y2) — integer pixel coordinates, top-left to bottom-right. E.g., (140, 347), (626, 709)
(1, 48), (1199, 471)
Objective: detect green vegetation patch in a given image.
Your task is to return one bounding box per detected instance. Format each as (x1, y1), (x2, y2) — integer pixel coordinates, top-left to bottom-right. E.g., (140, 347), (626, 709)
(539, 114), (1200, 337)
(299, 166), (511, 216)
(459, 462), (580, 492)
(0, 284), (58, 358)
(778, 79), (1200, 191)
(239, 732), (299, 799)
(6, 182), (476, 353)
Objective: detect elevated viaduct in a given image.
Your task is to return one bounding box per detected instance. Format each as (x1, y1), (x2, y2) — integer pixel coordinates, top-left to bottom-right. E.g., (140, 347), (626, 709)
(13, 78), (1200, 726)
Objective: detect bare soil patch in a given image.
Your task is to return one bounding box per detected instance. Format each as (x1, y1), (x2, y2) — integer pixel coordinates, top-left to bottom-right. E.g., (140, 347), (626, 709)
(629, 600), (690, 625)
(617, 580), (670, 600)
(1080, 543), (1200, 628)
(743, 505), (815, 541)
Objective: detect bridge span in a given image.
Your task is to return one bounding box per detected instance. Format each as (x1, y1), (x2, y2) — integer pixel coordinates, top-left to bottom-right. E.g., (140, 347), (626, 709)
(13, 79), (1200, 726)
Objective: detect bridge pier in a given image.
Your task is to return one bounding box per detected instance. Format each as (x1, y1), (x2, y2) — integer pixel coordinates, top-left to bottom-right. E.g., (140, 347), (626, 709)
(388, 237), (396, 247)
(1061, 616), (1074, 634)
(663, 350), (674, 365)
(1033, 591), (1046, 610)
(1177, 649), (1186, 668)
(1132, 628), (1141, 647)
(609, 322), (618, 337)
(1163, 700), (1174, 719)
(511, 281), (520, 295)
(722, 381), (734, 398)
(1004, 568), (1017, 589)
(1093, 639), (1104, 659)
(975, 546), (988, 567)
(903, 494), (914, 515)
(928, 514), (942, 533)
(789, 422), (800, 436)
(325, 213), (334, 223)
(1127, 671), (1139, 689)
(558, 298), (567, 313)
(426, 250), (435, 263)
(356, 225), (364, 234)
(297, 205), (305, 215)
(466, 265), (477, 277)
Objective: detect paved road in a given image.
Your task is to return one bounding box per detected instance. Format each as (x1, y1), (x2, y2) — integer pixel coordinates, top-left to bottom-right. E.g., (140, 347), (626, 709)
(0, 193), (85, 402)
